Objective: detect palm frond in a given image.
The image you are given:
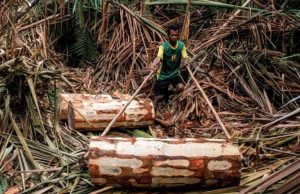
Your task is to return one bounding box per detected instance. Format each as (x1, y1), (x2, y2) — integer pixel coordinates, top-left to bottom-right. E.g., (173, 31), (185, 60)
(0, 175), (9, 194)
(69, 30), (99, 61)
(147, 0), (261, 12)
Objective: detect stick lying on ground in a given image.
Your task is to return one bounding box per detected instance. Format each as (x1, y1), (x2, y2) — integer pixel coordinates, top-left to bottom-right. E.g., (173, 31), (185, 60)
(186, 65), (232, 140)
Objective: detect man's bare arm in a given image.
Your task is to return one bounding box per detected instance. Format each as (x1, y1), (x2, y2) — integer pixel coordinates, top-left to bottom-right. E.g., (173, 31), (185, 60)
(151, 57), (161, 72)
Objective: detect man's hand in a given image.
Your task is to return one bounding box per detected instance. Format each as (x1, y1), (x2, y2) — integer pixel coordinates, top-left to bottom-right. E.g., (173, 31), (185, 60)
(180, 57), (190, 68)
(151, 57), (161, 72)
(183, 57), (190, 67)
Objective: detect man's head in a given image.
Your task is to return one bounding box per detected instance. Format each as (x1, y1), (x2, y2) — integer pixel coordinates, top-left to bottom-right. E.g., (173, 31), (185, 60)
(167, 25), (179, 46)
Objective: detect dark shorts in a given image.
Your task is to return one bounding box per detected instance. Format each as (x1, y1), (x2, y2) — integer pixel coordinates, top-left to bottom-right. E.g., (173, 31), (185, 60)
(154, 75), (183, 96)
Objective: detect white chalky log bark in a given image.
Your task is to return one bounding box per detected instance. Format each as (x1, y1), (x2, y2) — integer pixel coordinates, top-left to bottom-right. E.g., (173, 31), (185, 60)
(89, 137), (241, 188)
(58, 93), (154, 131)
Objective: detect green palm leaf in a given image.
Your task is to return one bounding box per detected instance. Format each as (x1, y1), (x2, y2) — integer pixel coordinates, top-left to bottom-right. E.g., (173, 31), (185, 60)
(69, 30), (99, 61)
(0, 175), (9, 194)
(129, 129), (153, 138)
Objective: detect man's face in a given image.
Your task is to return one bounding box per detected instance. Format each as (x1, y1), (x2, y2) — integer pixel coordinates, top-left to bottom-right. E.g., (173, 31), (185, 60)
(168, 29), (179, 44)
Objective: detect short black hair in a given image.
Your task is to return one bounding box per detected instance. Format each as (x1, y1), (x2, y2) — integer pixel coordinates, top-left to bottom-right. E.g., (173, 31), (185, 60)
(167, 25), (179, 34)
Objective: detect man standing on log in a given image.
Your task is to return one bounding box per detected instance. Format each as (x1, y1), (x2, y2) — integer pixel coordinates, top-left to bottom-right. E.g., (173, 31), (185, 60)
(151, 25), (189, 107)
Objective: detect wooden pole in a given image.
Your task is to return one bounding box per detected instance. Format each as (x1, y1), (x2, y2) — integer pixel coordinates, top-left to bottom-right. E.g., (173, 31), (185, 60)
(181, 0), (191, 41)
(139, 0), (145, 16)
(101, 71), (155, 136)
(186, 65), (232, 140)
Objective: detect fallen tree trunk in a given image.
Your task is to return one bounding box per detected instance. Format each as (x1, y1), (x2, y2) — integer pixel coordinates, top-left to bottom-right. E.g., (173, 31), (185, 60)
(89, 137), (241, 188)
(59, 94), (113, 120)
(58, 93), (155, 131)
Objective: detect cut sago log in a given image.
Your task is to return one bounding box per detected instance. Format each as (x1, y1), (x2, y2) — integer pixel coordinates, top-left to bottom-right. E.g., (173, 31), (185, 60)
(89, 137), (241, 188)
(58, 93), (114, 120)
(58, 93), (154, 131)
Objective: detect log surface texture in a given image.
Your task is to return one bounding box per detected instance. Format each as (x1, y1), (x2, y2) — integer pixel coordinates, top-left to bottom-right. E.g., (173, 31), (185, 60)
(58, 94), (154, 130)
(89, 137), (241, 188)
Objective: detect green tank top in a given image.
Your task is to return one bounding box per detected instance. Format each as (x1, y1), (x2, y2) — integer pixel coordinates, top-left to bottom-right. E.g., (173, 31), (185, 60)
(157, 41), (184, 80)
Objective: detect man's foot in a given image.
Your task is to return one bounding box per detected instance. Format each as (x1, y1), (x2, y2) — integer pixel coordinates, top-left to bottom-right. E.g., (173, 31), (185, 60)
(153, 95), (164, 109)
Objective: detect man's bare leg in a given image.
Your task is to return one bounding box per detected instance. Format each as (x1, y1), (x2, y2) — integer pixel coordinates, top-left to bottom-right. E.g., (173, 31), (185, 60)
(153, 95), (164, 109)
(175, 83), (184, 93)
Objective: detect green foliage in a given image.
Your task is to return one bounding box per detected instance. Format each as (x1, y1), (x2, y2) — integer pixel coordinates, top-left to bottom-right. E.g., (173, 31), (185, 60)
(286, 0), (300, 9)
(49, 0), (141, 63)
(72, 0), (102, 13)
(69, 30), (99, 61)
(47, 0), (102, 63)
(0, 175), (9, 194)
(129, 129), (153, 138)
(288, 29), (300, 57)
(72, 0), (102, 27)
(69, 0), (101, 62)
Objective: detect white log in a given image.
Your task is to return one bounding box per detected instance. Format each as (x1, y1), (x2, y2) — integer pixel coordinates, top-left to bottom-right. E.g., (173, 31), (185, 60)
(89, 137), (241, 188)
(58, 93), (155, 131)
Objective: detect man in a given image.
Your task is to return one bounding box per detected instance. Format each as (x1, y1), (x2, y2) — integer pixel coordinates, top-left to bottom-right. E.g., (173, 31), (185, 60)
(151, 25), (188, 107)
